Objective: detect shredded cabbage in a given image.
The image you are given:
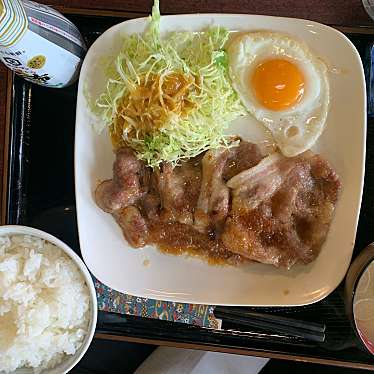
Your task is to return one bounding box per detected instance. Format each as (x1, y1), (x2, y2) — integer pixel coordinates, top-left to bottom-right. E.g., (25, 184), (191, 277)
(92, 0), (245, 167)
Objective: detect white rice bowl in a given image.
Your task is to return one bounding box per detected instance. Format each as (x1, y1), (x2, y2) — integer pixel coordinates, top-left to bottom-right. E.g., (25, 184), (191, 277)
(0, 226), (97, 374)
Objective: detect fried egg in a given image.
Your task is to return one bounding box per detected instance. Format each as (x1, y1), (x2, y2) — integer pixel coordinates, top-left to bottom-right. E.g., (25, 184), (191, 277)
(228, 32), (329, 157)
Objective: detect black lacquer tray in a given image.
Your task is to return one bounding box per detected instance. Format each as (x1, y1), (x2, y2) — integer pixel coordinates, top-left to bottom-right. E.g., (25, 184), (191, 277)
(5, 13), (374, 368)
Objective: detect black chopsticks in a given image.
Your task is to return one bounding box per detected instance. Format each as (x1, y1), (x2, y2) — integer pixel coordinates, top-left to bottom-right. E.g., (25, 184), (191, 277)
(214, 306), (326, 343)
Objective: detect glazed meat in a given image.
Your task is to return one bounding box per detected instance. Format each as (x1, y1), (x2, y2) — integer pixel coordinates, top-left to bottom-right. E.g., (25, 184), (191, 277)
(95, 147), (150, 247)
(194, 148), (230, 233)
(95, 147), (147, 213)
(222, 152), (341, 268)
(95, 141), (341, 268)
(227, 152), (299, 212)
(140, 181), (161, 220)
(114, 206), (148, 248)
(222, 140), (264, 180)
(156, 158), (201, 225)
(195, 142), (265, 233)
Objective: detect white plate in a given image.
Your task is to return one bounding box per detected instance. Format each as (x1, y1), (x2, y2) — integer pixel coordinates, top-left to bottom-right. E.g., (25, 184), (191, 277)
(75, 14), (366, 306)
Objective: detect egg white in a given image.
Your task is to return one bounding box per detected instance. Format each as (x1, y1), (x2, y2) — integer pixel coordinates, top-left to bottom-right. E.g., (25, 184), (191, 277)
(228, 32), (330, 157)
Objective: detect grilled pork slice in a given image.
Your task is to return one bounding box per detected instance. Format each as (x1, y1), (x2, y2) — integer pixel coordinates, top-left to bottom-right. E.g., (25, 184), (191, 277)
(155, 157), (201, 225)
(222, 152), (341, 268)
(114, 206), (149, 248)
(194, 148), (230, 233)
(95, 147), (147, 213)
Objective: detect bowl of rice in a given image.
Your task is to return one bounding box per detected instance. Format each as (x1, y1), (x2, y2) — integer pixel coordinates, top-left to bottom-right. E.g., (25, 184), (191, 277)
(0, 225), (97, 374)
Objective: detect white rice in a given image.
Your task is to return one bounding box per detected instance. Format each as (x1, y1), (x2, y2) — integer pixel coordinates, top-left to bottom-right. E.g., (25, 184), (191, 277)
(0, 234), (90, 373)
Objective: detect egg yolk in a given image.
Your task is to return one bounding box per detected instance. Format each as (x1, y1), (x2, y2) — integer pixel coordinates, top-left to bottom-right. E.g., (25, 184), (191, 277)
(251, 59), (305, 111)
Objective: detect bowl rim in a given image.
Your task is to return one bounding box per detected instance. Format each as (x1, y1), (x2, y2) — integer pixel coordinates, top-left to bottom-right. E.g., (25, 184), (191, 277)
(0, 224), (98, 374)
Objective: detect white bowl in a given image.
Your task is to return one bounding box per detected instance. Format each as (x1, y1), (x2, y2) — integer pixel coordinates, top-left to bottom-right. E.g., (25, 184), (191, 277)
(0, 225), (98, 374)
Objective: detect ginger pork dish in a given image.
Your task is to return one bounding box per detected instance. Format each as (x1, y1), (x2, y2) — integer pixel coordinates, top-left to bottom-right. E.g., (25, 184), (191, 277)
(90, 1), (341, 269)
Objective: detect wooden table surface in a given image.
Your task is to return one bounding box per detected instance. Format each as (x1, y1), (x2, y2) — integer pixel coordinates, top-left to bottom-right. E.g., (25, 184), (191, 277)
(42, 0), (373, 27)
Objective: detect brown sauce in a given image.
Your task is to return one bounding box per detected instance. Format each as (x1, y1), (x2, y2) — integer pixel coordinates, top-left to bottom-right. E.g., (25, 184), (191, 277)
(148, 221), (244, 265)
